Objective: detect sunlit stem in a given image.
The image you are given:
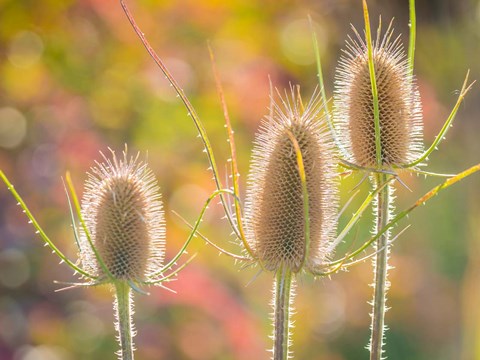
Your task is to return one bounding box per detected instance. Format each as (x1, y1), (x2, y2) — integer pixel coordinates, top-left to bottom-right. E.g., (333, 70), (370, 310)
(308, 18), (329, 120)
(115, 280), (134, 360)
(119, 0), (241, 242)
(273, 264), (293, 360)
(362, 0), (382, 168)
(370, 173), (392, 360)
(408, 0), (416, 77)
(208, 45), (253, 256)
(309, 16), (350, 160)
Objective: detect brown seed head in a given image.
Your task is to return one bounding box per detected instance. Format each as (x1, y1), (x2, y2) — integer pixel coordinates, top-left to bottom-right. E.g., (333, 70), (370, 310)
(244, 89), (338, 273)
(79, 149), (165, 282)
(333, 24), (423, 168)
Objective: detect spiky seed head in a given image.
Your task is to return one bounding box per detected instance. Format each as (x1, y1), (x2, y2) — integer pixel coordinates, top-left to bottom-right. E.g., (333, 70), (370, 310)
(333, 24), (423, 168)
(244, 88), (338, 273)
(79, 149), (165, 283)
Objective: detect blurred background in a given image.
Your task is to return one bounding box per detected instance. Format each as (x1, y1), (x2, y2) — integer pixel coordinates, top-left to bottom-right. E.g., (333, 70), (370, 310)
(1, 0), (480, 359)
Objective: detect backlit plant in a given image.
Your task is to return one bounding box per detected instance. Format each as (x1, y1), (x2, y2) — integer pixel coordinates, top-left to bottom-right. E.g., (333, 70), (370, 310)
(312, 0), (475, 358)
(119, 1), (479, 359)
(1, 0), (479, 359)
(0, 148), (231, 360)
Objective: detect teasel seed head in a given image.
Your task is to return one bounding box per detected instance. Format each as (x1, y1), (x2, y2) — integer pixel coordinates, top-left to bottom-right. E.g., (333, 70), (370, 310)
(79, 149), (166, 283)
(333, 24), (423, 168)
(244, 88), (338, 273)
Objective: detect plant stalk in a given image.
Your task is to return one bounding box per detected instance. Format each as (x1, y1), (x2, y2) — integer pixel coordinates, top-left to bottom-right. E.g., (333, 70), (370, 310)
(273, 264), (293, 360)
(115, 281), (134, 360)
(370, 173), (391, 360)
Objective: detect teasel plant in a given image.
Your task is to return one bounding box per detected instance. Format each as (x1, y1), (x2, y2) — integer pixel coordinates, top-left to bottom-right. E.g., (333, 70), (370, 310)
(120, 0), (480, 359)
(0, 148), (233, 360)
(311, 0), (478, 358)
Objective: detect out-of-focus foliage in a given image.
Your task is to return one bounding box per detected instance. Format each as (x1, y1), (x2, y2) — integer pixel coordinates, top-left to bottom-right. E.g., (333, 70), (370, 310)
(0, 0), (479, 359)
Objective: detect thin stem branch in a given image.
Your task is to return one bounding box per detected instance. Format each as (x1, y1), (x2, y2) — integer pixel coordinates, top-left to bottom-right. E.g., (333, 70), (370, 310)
(402, 71), (474, 168)
(119, 0), (242, 242)
(273, 265), (294, 360)
(115, 281), (134, 360)
(370, 173), (391, 360)
(207, 45), (252, 256)
(0, 171), (95, 279)
(407, 0), (416, 77)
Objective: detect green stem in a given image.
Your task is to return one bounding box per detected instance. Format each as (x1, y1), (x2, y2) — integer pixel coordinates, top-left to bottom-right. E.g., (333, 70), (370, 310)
(407, 0), (416, 77)
(370, 173), (391, 360)
(273, 265), (293, 360)
(362, 0), (382, 167)
(115, 281), (134, 360)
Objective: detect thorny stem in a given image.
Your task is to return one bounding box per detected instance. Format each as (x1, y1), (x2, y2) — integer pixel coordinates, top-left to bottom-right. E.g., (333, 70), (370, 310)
(119, 0), (242, 242)
(273, 265), (293, 360)
(370, 173), (391, 360)
(115, 281), (134, 360)
(407, 0), (416, 77)
(207, 46), (253, 256)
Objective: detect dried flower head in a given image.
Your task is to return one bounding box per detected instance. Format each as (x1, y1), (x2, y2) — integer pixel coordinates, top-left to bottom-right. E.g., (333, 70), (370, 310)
(244, 89), (338, 273)
(79, 149), (166, 282)
(334, 24), (423, 168)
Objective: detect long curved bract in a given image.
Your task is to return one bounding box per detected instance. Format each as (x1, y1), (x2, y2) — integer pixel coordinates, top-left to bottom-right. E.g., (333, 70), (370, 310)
(0, 170), (96, 280)
(65, 172), (114, 282)
(119, 0), (242, 243)
(322, 163), (480, 272)
(401, 72), (475, 168)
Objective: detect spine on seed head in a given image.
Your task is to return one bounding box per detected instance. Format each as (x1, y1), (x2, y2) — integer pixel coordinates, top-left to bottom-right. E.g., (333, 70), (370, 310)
(333, 23), (423, 168)
(79, 149), (166, 283)
(244, 88), (338, 273)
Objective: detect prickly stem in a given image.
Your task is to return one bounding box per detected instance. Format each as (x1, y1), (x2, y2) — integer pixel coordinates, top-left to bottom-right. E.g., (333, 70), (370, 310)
(273, 265), (293, 360)
(115, 281), (135, 360)
(370, 174), (391, 360)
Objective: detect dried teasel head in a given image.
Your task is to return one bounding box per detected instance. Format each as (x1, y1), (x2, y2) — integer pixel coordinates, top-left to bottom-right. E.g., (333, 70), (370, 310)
(244, 88), (338, 273)
(79, 149), (165, 283)
(333, 23), (423, 168)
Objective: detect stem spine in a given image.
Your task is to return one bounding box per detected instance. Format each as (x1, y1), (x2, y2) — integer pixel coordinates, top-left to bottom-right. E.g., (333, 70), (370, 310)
(273, 265), (294, 360)
(370, 173), (391, 360)
(115, 281), (134, 360)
